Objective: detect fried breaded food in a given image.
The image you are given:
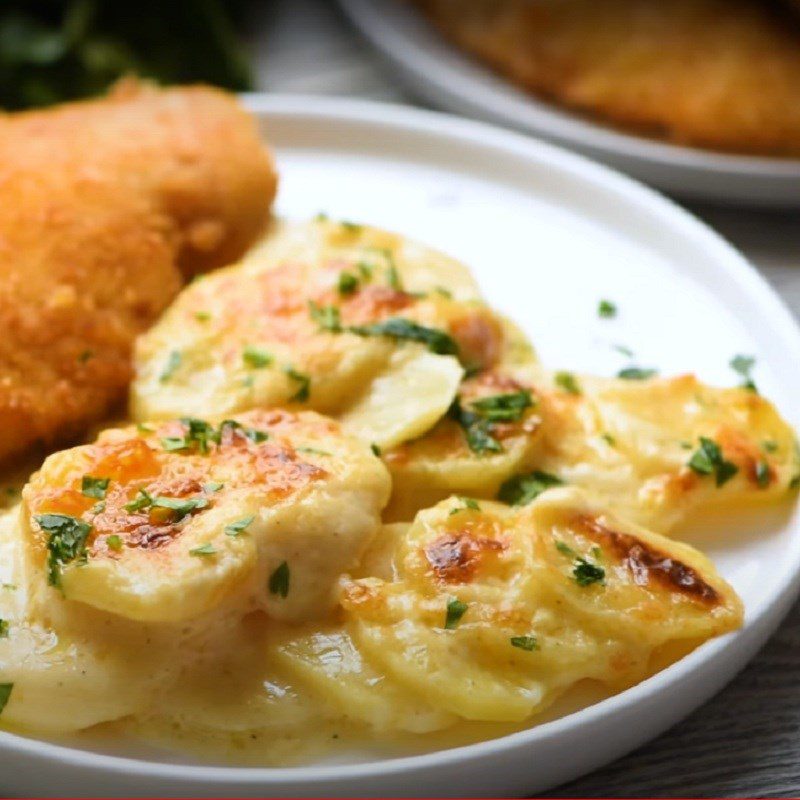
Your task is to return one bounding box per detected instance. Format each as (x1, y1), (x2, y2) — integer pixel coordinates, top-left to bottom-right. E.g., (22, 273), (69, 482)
(0, 80), (276, 464)
(416, 0), (800, 156)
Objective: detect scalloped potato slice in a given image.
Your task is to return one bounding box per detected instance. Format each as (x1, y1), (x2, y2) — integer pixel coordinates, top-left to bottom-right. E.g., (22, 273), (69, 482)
(340, 348), (464, 451)
(0, 506), (182, 732)
(271, 627), (455, 733)
(131, 219), (506, 452)
(384, 366), (546, 520)
(21, 409), (390, 623)
(341, 490), (741, 723)
(534, 373), (799, 532)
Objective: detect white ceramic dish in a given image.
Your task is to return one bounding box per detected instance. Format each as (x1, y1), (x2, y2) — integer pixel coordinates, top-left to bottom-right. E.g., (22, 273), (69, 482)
(1, 95), (799, 798)
(339, 0), (800, 208)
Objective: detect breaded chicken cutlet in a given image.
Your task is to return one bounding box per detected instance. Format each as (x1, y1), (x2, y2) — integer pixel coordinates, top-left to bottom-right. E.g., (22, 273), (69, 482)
(0, 80), (276, 464)
(416, 0), (800, 157)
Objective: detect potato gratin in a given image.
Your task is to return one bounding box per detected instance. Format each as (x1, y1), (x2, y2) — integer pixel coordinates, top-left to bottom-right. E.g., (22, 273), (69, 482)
(0, 218), (795, 764)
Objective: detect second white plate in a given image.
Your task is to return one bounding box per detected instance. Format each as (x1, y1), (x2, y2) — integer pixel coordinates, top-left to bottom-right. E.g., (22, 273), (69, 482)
(339, 0), (800, 207)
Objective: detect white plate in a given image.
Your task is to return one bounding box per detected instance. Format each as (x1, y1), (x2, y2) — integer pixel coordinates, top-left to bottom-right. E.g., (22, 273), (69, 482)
(339, 0), (800, 208)
(2, 96), (800, 798)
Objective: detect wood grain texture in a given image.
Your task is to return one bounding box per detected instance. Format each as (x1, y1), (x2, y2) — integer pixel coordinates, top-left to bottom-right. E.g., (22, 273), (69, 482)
(264, 2), (800, 795)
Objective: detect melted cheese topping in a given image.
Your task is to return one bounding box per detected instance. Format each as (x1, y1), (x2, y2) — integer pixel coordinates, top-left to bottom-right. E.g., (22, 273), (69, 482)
(131, 219), (522, 450)
(22, 409), (390, 623)
(0, 217), (793, 766)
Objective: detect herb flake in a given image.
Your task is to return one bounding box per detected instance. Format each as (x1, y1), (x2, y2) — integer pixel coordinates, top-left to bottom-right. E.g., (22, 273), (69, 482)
(498, 471), (563, 506)
(81, 475), (109, 500)
(225, 515), (255, 537)
(242, 346), (273, 369)
(444, 598), (468, 629)
(36, 513), (92, 588)
(687, 437), (739, 487)
(598, 299), (617, 318)
(554, 371), (581, 395)
(269, 561), (290, 598)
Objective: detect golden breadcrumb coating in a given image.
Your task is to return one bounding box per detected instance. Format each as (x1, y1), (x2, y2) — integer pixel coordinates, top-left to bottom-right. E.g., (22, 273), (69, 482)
(0, 80), (276, 464)
(416, 0), (800, 156)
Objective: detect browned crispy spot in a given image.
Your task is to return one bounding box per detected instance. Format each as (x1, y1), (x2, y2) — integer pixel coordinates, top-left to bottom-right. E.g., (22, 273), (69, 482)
(425, 532), (506, 583)
(450, 310), (504, 371)
(574, 515), (719, 604)
(31, 411), (327, 554)
(342, 285), (415, 324)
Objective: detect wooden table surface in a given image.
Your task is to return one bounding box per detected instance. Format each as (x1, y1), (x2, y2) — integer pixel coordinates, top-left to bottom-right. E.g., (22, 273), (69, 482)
(252, 2), (800, 796)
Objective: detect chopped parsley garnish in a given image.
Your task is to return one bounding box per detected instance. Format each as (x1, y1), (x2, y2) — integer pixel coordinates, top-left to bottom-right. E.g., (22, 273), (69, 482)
(573, 558), (605, 586)
(755, 460), (771, 489)
(309, 301), (342, 332)
(730, 354), (757, 392)
(161, 417), (218, 454)
(159, 350), (182, 383)
(284, 367), (311, 402)
(225, 515), (255, 537)
(444, 598), (468, 629)
(124, 488), (153, 512)
(554, 371), (581, 395)
(350, 317), (458, 356)
(356, 261), (374, 280)
(370, 443), (381, 457)
(341, 221), (362, 233)
(617, 367), (657, 380)
(601, 432), (616, 446)
(81, 475), (109, 500)
(0, 683), (13, 715)
(469, 390), (532, 422)
(338, 272), (359, 295)
(380, 249), (402, 290)
(448, 397), (503, 455)
(314, 211), (329, 222)
(297, 447), (332, 457)
(35, 513), (92, 588)
(554, 540), (605, 586)
(687, 437), (738, 487)
(161, 418), (268, 453)
(77, 349), (93, 363)
(242, 346), (273, 369)
(613, 344), (634, 358)
(269, 561), (290, 598)
(189, 543), (217, 557)
(195, 311), (211, 322)
(555, 540), (577, 557)
(449, 497), (480, 515)
(161, 436), (189, 452)
(762, 440), (778, 454)
(434, 286), (453, 299)
(106, 535), (123, 552)
(598, 299), (617, 318)
(151, 496), (209, 521)
(0, 620), (9, 638)
(498, 471), (563, 506)
(510, 635), (538, 651)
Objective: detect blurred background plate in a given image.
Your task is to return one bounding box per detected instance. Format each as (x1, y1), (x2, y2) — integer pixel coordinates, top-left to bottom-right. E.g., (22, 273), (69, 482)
(339, 0), (800, 207)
